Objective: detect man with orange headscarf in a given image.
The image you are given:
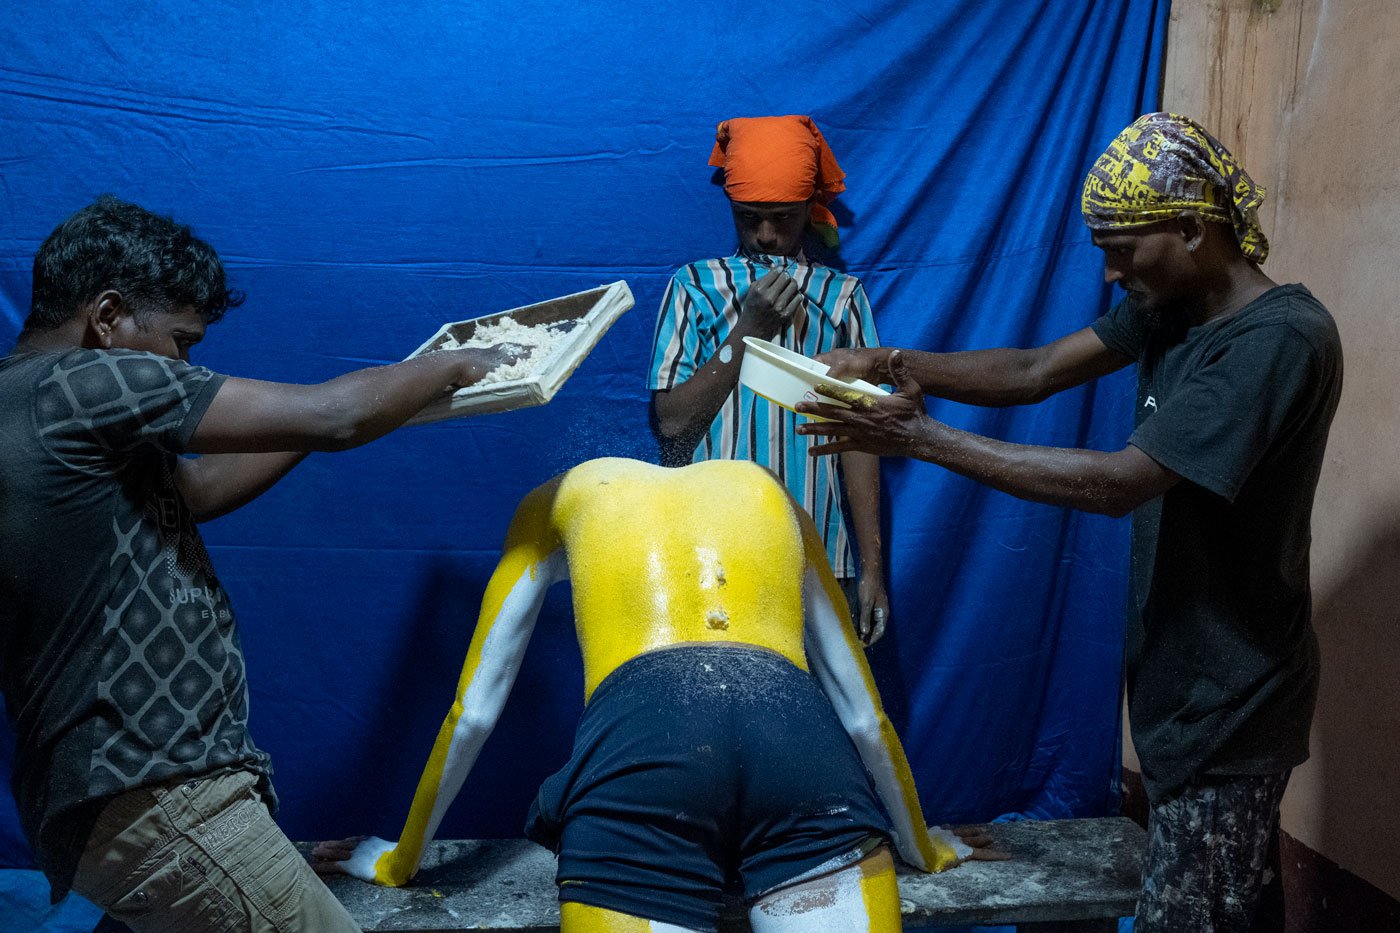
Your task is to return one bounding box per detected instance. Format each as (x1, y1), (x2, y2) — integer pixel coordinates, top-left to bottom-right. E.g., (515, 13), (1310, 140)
(647, 115), (890, 645)
(795, 112), (1343, 932)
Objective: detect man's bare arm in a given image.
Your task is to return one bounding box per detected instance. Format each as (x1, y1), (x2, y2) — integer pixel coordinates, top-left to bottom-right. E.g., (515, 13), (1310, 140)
(173, 345), (516, 519)
(820, 327), (1131, 406)
(187, 345), (516, 455)
(175, 452), (309, 523)
(799, 353), (1178, 517)
(794, 506), (962, 872)
(902, 429), (1176, 518)
(838, 450), (889, 645)
(313, 479), (566, 887)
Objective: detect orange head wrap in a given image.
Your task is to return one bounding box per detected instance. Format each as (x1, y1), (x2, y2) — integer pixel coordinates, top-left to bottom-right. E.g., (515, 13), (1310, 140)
(709, 115), (846, 246)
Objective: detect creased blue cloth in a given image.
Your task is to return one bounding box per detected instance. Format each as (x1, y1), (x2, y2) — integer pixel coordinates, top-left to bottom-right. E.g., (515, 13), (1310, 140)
(0, 0), (1167, 868)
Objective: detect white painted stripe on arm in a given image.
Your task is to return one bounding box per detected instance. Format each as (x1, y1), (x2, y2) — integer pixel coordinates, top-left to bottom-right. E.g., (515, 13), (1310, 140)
(419, 549), (567, 845)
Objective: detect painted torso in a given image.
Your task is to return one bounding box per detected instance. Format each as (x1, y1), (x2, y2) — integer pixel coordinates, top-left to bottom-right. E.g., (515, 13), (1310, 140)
(549, 458), (809, 699)
(352, 456), (961, 890)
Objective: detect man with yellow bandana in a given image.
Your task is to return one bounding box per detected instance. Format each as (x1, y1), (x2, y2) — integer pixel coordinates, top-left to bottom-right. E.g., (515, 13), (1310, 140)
(795, 113), (1343, 932)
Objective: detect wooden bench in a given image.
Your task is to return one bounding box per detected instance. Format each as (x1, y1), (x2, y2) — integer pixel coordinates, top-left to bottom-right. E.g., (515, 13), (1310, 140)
(303, 817), (1144, 931)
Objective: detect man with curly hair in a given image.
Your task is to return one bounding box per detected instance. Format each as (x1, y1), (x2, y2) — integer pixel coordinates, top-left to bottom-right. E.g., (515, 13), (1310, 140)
(1, 196), (519, 931)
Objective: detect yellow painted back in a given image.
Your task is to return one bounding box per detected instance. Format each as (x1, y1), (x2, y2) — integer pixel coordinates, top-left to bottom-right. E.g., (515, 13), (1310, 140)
(550, 458), (810, 699)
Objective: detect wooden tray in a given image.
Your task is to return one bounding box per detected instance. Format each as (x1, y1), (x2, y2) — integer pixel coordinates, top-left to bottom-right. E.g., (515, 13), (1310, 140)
(406, 280), (633, 423)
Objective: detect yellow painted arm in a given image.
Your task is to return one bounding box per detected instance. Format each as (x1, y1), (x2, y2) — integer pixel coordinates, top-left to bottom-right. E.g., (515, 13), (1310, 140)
(354, 480), (566, 886)
(796, 510), (961, 873)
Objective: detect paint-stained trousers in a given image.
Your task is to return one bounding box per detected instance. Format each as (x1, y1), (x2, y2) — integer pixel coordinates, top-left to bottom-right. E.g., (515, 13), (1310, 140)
(72, 769), (360, 932)
(1136, 770), (1290, 933)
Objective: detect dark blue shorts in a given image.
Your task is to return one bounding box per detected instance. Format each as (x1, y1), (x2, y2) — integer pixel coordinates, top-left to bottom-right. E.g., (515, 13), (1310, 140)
(524, 643), (890, 932)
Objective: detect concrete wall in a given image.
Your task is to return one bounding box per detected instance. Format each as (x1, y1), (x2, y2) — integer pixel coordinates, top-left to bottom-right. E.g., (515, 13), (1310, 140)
(1153, 0), (1400, 901)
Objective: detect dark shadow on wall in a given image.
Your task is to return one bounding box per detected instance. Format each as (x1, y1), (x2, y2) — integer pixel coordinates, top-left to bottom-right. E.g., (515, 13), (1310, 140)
(1122, 503), (1400, 933)
(329, 554), (579, 844)
(307, 554), (476, 840)
(1299, 499), (1400, 931)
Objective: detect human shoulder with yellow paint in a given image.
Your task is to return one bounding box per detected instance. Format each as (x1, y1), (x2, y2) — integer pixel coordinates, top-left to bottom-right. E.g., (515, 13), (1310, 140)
(316, 457), (997, 932)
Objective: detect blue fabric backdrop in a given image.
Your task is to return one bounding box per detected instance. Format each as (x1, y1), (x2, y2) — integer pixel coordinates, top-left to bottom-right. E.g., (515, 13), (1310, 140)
(0, 0), (1167, 872)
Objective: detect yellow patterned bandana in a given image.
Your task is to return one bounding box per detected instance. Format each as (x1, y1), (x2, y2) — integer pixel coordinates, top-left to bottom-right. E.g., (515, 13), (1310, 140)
(1082, 112), (1269, 263)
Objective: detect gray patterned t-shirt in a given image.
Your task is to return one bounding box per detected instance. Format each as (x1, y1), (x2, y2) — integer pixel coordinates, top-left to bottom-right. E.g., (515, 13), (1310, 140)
(0, 347), (272, 898)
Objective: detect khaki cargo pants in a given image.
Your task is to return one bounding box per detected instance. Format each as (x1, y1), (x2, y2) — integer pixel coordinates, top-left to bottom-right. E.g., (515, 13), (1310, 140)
(72, 770), (360, 932)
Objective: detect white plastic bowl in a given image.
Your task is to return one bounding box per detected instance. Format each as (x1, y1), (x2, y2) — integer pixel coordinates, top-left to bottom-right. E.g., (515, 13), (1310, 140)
(739, 337), (889, 421)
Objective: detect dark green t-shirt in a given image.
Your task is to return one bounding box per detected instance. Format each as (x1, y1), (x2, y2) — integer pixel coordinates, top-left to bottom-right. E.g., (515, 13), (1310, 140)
(0, 348), (272, 899)
(1091, 284), (1342, 802)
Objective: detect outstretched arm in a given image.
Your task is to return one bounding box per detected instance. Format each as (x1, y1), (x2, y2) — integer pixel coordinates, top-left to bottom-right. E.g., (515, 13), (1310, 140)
(315, 480), (566, 886)
(798, 352), (1178, 517)
(188, 345), (519, 455)
(175, 344), (520, 521)
(818, 326), (1130, 406)
(796, 511), (966, 873)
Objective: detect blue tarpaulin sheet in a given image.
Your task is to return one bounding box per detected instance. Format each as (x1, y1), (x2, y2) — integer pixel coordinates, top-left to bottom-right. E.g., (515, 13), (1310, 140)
(0, 0), (1166, 905)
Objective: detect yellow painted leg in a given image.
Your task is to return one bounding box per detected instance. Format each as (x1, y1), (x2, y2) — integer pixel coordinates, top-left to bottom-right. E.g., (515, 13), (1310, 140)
(560, 901), (704, 933)
(748, 846), (902, 932)
(855, 848), (904, 932)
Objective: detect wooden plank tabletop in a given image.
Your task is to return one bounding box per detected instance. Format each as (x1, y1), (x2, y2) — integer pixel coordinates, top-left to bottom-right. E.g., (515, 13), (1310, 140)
(303, 817), (1145, 931)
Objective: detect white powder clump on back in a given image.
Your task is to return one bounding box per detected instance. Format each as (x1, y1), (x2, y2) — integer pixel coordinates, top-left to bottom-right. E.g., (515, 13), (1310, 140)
(434, 317), (571, 385)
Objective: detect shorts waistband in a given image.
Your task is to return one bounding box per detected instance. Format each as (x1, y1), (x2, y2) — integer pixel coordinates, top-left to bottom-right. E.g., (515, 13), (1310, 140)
(590, 642), (803, 700)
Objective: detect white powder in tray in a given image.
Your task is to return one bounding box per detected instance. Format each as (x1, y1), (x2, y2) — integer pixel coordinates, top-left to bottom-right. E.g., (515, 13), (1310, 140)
(432, 316), (575, 386)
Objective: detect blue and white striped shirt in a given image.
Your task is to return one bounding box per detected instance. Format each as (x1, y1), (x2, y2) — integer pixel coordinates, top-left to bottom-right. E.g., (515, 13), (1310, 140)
(647, 252), (880, 578)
